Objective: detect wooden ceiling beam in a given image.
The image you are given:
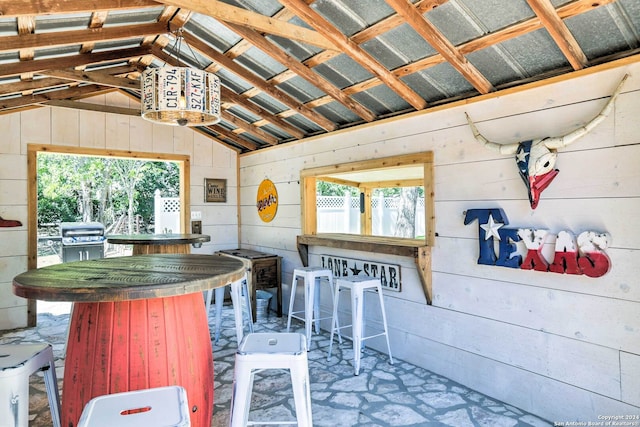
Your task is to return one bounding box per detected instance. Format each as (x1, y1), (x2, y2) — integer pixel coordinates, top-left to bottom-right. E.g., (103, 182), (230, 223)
(0, 22), (167, 54)
(0, 46), (152, 78)
(205, 126), (259, 151)
(221, 110), (279, 146)
(226, 23), (377, 122)
(160, 36), (337, 131)
(44, 100), (141, 116)
(0, 78), (72, 96)
(0, 0), (160, 17)
(154, 0), (336, 51)
(221, 87), (305, 140)
(39, 69), (141, 90)
(385, 0), (494, 95)
(526, 0), (589, 70)
(279, 0), (427, 111)
(300, 0), (611, 108)
(0, 84), (114, 111)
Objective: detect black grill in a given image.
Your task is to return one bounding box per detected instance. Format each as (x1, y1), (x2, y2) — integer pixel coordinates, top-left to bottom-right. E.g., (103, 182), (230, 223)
(60, 222), (105, 262)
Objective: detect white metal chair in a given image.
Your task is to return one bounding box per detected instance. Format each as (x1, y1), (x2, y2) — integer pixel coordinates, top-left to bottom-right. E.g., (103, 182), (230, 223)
(0, 343), (61, 427)
(204, 274), (253, 344)
(286, 266), (341, 348)
(328, 275), (394, 375)
(77, 386), (191, 427)
(229, 333), (312, 427)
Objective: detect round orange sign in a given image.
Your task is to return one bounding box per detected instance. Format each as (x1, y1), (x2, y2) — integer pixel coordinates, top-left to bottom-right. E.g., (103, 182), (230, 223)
(256, 179), (278, 222)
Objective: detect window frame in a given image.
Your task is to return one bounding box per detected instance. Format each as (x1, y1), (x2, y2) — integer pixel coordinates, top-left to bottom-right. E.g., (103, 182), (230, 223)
(298, 152), (435, 304)
(300, 152), (434, 245)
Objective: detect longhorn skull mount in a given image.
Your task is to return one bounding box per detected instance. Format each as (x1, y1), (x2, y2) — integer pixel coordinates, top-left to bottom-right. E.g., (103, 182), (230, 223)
(466, 73), (629, 209)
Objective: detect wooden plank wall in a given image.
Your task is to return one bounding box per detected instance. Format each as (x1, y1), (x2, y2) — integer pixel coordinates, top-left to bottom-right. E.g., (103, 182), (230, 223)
(0, 92), (239, 330)
(238, 63), (640, 421)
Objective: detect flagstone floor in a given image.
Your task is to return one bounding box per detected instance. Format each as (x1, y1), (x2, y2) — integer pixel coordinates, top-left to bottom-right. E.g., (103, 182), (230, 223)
(0, 302), (552, 427)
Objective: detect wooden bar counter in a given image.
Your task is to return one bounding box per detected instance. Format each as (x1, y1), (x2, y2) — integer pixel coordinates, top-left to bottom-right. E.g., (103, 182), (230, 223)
(107, 233), (211, 255)
(13, 254), (244, 427)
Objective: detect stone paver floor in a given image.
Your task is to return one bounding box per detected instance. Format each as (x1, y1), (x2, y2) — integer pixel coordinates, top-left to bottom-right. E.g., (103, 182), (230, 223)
(0, 302), (552, 427)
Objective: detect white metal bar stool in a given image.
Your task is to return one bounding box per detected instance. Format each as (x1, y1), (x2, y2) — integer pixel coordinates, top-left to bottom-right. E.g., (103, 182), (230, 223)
(229, 333), (312, 427)
(0, 343), (61, 427)
(286, 266), (341, 348)
(77, 386), (191, 427)
(328, 276), (394, 375)
(204, 274), (253, 344)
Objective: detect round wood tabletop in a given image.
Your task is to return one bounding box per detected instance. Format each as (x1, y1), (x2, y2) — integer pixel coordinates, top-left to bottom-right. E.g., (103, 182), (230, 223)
(106, 233), (211, 245)
(13, 254), (244, 302)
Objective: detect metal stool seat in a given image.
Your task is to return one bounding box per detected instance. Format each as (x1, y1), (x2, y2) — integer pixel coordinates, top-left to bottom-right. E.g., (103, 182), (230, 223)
(287, 266), (341, 348)
(204, 274), (253, 344)
(0, 343), (61, 427)
(77, 386), (190, 427)
(229, 333), (312, 427)
(328, 276), (394, 375)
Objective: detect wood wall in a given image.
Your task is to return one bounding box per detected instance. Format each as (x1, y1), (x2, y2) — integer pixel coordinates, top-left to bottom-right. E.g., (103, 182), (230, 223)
(238, 62), (640, 422)
(0, 92), (239, 329)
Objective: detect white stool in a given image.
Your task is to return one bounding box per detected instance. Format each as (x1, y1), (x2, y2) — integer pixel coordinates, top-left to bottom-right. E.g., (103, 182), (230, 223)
(0, 343), (61, 427)
(229, 333), (312, 427)
(328, 276), (394, 375)
(287, 267), (341, 348)
(77, 386), (190, 427)
(204, 274), (253, 344)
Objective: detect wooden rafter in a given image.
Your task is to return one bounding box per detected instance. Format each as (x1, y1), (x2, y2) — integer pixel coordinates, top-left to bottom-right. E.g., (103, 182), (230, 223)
(0, 46), (151, 78)
(0, 84), (114, 110)
(0, 0), (159, 17)
(0, 23), (167, 54)
(158, 36), (337, 131)
(526, 0), (588, 70)
(279, 0), (428, 111)
(153, 0), (336, 51)
(225, 22), (377, 122)
(292, 0), (613, 111)
(385, 0), (494, 94)
(0, 0), (631, 153)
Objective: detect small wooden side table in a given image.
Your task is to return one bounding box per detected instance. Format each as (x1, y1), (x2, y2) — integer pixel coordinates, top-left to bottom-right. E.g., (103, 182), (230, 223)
(217, 249), (282, 322)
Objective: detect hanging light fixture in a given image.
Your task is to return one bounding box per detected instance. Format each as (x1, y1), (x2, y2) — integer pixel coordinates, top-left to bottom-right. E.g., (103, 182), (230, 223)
(141, 28), (221, 127)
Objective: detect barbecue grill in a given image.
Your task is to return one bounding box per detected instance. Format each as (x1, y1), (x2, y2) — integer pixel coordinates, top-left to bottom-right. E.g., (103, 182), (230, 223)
(60, 222), (105, 263)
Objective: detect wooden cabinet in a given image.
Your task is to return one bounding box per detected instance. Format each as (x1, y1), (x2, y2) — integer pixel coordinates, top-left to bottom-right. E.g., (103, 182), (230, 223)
(217, 249), (282, 322)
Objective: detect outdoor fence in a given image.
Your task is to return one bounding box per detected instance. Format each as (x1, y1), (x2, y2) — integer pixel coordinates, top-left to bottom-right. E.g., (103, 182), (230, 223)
(317, 194), (425, 238)
(154, 189), (180, 234)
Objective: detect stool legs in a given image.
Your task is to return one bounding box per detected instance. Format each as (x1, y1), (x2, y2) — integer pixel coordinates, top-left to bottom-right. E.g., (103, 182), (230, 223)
(376, 282), (394, 368)
(229, 277), (254, 344)
(328, 278), (393, 375)
(0, 344), (61, 427)
(352, 285), (364, 376)
(43, 353), (62, 427)
(287, 269), (341, 349)
(229, 333), (312, 427)
(207, 275), (254, 344)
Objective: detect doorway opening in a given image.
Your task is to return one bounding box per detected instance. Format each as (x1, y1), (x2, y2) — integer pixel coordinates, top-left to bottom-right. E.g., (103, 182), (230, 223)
(28, 144), (191, 321)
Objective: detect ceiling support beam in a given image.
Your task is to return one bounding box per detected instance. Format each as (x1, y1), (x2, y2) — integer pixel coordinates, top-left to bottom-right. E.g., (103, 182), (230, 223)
(279, 0), (428, 111)
(526, 0), (589, 70)
(226, 23), (377, 122)
(385, 0), (494, 94)
(154, 0), (336, 51)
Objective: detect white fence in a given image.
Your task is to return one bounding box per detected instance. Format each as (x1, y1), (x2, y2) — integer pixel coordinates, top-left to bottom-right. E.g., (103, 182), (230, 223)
(317, 194), (425, 238)
(154, 189), (180, 234)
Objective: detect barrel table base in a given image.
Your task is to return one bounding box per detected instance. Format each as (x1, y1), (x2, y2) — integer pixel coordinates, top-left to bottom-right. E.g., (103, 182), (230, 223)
(132, 243), (191, 255)
(62, 293), (213, 427)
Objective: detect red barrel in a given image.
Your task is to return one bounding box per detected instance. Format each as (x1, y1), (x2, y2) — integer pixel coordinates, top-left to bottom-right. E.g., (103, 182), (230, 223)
(62, 293), (213, 427)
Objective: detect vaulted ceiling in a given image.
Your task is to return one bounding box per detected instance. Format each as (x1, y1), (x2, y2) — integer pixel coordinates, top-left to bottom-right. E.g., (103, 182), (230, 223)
(0, 0), (638, 153)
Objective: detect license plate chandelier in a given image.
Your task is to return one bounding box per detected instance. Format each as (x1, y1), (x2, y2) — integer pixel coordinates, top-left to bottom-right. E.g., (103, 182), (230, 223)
(141, 28), (221, 127)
